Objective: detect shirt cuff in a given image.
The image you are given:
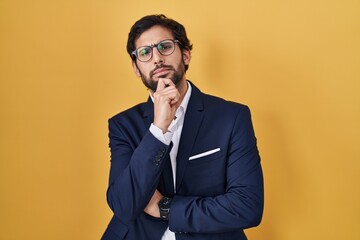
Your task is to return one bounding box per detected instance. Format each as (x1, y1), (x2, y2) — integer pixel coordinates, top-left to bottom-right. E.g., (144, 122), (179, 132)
(149, 123), (173, 145)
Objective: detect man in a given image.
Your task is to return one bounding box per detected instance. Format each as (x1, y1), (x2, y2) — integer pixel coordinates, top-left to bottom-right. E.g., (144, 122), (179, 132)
(102, 14), (264, 240)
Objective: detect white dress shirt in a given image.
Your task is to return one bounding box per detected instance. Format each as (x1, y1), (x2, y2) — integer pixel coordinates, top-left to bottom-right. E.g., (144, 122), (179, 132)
(149, 82), (192, 240)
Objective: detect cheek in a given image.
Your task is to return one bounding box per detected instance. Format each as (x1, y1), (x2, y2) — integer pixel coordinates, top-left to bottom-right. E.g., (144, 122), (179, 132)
(173, 54), (186, 68)
(136, 64), (150, 77)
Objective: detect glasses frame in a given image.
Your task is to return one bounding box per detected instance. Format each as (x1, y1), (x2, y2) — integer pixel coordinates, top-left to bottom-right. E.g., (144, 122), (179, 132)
(131, 39), (181, 62)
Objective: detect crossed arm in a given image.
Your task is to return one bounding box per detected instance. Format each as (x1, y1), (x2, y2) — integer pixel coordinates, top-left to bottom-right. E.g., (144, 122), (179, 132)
(106, 79), (264, 233)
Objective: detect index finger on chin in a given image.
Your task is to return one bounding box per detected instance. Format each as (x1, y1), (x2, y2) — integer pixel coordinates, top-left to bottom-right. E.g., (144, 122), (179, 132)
(156, 78), (166, 91)
(164, 78), (175, 87)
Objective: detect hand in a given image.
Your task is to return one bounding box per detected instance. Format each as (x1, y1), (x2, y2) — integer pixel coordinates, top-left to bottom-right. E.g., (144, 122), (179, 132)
(144, 190), (163, 218)
(153, 78), (180, 133)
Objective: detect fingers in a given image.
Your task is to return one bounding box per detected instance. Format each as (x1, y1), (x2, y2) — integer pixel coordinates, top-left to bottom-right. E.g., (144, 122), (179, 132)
(153, 78), (180, 133)
(154, 87), (180, 105)
(154, 78), (179, 104)
(156, 78), (175, 92)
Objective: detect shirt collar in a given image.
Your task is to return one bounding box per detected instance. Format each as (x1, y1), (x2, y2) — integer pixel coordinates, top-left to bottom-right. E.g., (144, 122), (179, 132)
(179, 81), (192, 114)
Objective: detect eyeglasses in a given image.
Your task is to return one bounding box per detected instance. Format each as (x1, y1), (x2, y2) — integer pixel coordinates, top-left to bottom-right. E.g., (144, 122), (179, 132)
(132, 39), (181, 62)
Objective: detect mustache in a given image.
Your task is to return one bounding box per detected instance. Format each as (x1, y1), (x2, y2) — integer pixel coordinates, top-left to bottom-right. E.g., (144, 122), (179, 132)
(150, 64), (175, 77)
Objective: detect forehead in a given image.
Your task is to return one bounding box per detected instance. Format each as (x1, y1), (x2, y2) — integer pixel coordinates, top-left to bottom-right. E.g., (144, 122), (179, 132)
(135, 25), (174, 48)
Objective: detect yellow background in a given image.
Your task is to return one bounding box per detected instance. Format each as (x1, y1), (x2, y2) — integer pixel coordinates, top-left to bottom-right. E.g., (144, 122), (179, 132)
(1, 0), (359, 239)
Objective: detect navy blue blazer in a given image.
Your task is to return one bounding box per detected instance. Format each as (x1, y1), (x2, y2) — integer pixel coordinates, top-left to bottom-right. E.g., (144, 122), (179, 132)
(102, 82), (264, 240)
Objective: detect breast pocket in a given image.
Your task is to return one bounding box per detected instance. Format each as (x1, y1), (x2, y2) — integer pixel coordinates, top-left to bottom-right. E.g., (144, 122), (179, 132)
(189, 148), (221, 162)
(182, 148), (226, 196)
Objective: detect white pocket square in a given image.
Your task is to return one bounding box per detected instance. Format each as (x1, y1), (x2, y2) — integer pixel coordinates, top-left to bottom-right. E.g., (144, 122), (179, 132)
(189, 148), (221, 160)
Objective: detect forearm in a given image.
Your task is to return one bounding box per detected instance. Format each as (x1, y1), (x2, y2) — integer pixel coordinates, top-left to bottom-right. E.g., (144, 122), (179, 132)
(169, 106), (264, 233)
(107, 130), (172, 221)
(169, 164), (264, 233)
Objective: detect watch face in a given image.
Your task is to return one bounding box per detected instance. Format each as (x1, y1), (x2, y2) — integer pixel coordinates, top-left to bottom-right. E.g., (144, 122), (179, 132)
(162, 197), (170, 205)
(160, 198), (169, 207)
(159, 197), (171, 209)
(159, 197), (172, 220)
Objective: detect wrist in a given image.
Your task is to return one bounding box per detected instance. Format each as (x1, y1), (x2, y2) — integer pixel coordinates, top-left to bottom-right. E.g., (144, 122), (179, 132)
(158, 197), (172, 220)
(153, 121), (168, 134)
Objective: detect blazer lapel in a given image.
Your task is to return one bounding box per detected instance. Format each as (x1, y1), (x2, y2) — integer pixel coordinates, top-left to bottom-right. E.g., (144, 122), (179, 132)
(142, 84), (205, 194)
(176, 83), (204, 192)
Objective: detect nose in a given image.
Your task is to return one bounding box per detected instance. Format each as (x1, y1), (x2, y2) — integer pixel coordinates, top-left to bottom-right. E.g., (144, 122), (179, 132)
(152, 47), (164, 65)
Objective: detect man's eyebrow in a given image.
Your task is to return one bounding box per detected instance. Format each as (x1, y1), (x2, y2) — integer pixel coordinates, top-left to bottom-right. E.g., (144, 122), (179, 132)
(137, 39), (172, 48)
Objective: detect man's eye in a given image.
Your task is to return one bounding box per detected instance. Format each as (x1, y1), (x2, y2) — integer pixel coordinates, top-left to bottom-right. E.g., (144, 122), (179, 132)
(159, 43), (172, 50)
(139, 48), (150, 57)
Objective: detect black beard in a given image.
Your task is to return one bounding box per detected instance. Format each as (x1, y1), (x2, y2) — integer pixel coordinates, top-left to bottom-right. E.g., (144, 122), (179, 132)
(139, 61), (186, 92)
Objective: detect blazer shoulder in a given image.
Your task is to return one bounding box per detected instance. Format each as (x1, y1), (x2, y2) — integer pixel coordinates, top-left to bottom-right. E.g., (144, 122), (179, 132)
(202, 93), (250, 113)
(109, 101), (149, 123)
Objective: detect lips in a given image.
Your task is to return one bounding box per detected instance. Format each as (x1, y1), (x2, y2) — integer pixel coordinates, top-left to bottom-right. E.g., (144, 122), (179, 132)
(151, 66), (174, 78)
(153, 67), (171, 75)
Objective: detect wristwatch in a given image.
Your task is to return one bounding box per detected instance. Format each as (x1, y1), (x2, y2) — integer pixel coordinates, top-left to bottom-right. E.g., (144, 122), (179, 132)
(158, 197), (172, 220)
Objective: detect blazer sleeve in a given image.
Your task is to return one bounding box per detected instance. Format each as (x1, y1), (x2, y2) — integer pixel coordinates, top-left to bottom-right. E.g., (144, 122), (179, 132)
(168, 106), (264, 233)
(106, 117), (172, 222)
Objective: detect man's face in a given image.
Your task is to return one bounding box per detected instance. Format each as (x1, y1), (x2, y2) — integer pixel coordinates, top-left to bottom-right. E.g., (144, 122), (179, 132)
(132, 25), (191, 92)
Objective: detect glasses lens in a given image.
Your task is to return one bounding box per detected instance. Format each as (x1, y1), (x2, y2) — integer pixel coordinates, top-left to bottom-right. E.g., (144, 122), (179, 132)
(137, 47), (152, 62)
(157, 40), (175, 56)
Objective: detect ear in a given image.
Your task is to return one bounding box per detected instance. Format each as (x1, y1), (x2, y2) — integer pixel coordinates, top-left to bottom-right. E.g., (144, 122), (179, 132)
(182, 49), (191, 65)
(132, 61), (141, 77)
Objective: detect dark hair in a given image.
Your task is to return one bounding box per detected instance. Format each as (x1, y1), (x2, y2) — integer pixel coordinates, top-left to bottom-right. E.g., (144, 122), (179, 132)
(127, 14), (193, 69)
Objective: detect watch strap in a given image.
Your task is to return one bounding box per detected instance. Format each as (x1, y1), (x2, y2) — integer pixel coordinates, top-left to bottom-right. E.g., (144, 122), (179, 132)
(158, 197), (172, 220)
